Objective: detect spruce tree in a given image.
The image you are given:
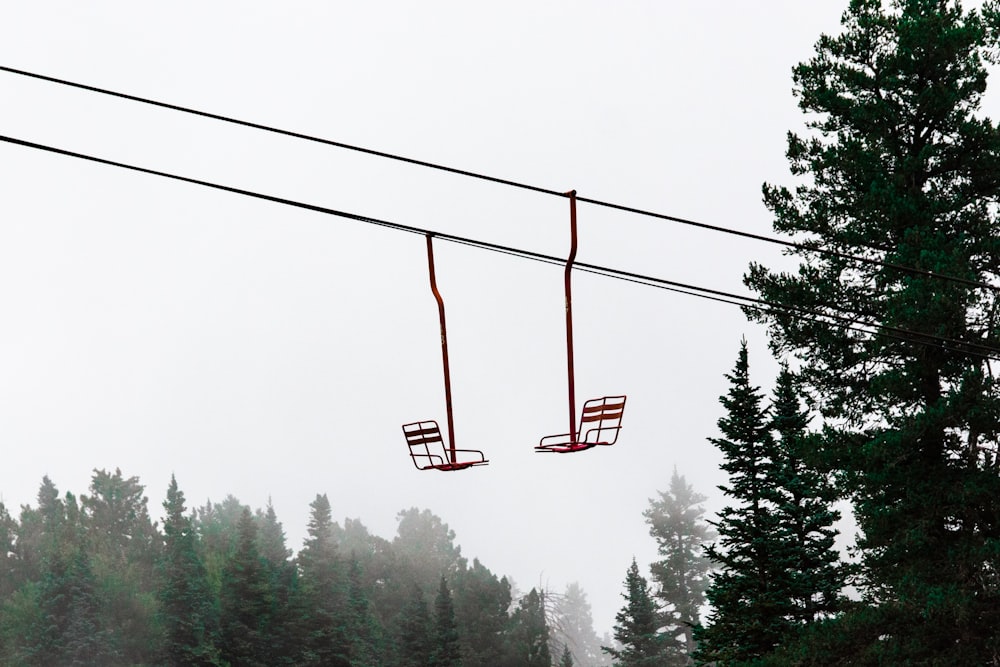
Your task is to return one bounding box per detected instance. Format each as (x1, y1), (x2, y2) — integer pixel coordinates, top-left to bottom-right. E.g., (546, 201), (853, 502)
(158, 474), (219, 666)
(219, 508), (275, 667)
(398, 583), (434, 667)
(697, 342), (792, 664)
(507, 588), (552, 667)
(769, 366), (847, 626)
(746, 0), (1000, 659)
(643, 468), (715, 662)
(453, 558), (512, 667)
(603, 558), (667, 667)
(296, 493), (350, 666)
(431, 575), (462, 667)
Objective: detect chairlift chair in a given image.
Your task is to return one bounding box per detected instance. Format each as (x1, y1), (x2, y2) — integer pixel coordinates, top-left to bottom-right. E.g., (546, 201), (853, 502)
(403, 234), (488, 471)
(536, 191), (626, 453)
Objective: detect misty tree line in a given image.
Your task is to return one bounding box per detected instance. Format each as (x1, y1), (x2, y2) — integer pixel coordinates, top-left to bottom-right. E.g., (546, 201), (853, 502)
(606, 0), (1000, 664)
(0, 470), (613, 666)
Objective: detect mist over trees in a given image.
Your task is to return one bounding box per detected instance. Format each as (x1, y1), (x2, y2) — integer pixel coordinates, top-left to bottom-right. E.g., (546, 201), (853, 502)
(0, 470), (617, 666)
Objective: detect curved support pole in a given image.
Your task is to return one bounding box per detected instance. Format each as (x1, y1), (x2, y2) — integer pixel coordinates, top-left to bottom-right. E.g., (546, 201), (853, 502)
(564, 190), (578, 440)
(426, 234), (457, 464)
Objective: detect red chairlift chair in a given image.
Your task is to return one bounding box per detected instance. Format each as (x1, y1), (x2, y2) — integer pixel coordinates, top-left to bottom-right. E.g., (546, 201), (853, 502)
(536, 191), (626, 454)
(402, 234), (488, 471)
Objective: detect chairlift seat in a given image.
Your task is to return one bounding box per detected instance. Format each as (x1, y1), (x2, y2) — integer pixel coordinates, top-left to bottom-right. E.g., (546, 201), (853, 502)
(403, 420), (488, 471)
(536, 395), (626, 454)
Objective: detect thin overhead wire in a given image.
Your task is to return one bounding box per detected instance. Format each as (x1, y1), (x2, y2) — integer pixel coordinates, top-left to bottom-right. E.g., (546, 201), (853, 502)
(2, 133), (998, 363)
(2, 64), (997, 295)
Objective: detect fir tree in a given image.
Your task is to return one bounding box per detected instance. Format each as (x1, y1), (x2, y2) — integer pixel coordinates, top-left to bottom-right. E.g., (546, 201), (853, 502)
(431, 575), (462, 667)
(398, 582), (434, 667)
(296, 493), (350, 666)
(346, 556), (383, 666)
(453, 558), (512, 667)
(603, 558), (667, 667)
(158, 474), (219, 666)
(768, 365), (847, 626)
(746, 0), (1000, 659)
(697, 342), (792, 664)
(219, 508), (275, 667)
(643, 468), (715, 663)
(508, 588), (552, 667)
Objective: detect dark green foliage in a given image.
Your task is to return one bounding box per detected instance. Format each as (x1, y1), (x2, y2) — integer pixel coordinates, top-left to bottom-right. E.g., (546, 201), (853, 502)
(195, 494), (248, 596)
(603, 558), (667, 667)
(508, 588), (552, 667)
(453, 558), (512, 667)
(431, 575), (462, 666)
(746, 0), (1000, 659)
(0, 503), (16, 601)
(296, 493), (350, 666)
(158, 474), (219, 666)
(398, 583), (434, 667)
(33, 547), (111, 665)
(769, 366), (847, 625)
(219, 508), (276, 667)
(81, 468), (161, 663)
(2, 474), (583, 667)
(697, 343), (794, 664)
(346, 556), (384, 666)
(255, 498), (301, 665)
(643, 468), (714, 662)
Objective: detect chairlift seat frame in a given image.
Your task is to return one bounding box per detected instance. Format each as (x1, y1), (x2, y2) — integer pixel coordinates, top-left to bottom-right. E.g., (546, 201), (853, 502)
(404, 420), (488, 471)
(536, 395), (626, 453)
(536, 190), (627, 454)
(402, 234), (489, 471)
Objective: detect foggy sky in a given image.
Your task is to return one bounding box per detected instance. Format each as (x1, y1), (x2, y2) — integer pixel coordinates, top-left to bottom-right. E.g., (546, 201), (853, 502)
(0, 1), (920, 632)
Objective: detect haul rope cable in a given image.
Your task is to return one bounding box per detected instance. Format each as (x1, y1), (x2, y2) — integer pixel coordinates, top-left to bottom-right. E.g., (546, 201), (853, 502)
(1, 133), (997, 363)
(1, 64), (997, 295)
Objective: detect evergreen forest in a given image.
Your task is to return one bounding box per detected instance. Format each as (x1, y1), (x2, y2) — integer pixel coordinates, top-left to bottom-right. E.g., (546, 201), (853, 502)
(7, 0), (1000, 664)
(0, 470), (614, 666)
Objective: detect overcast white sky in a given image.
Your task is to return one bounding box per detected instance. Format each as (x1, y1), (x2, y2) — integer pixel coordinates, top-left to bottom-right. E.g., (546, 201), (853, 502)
(0, 1), (896, 633)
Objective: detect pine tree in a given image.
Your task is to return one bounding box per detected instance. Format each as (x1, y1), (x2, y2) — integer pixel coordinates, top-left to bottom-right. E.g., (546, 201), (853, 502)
(453, 558), (512, 667)
(219, 508), (275, 667)
(398, 583), (434, 667)
(81, 467), (160, 664)
(346, 556), (384, 666)
(745, 0), (1000, 660)
(697, 342), (792, 664)
(296, 493), (350, 666)
(255, 498), (300, 665)
(158, 474), (219, 666)
(643, 468), (715, 663)
(768, 365), (847, 626)
(507, 588), (552, 667)
(603, 558), (667, 667)
(431, 575), (462, 667)
(0, 502), (16, 601)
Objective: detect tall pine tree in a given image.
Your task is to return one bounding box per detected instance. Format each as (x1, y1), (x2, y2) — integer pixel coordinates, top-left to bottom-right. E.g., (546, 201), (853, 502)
(746, 0), (1000, 660)
(697, 342), (792, 664)
(768, 365), (847, 627)
(603, 558), (669, 667)
(158, 474), (219, 666)
(643, 468), (715, 663)
(431, 575), (462, 667)
(219, 508), (276, 667)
